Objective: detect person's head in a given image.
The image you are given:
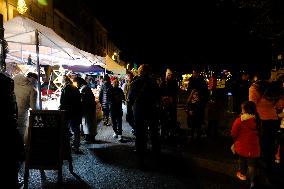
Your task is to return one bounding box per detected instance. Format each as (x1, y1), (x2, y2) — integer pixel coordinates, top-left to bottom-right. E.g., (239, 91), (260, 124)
(252, 70), (271, 82)
(27, 72), (38, 80)
(241, 101), (257, 115)
(241, 72), (249, 81)
(113, 79), (119, 88)
(188, 89), (200, 102)
(192, 70), (199, 78)
(26, 72), (38, 86)
(62, 75), (71, 85)
(73, 77), (87, 88)
(138, 64), (151, 76)
(126, 71), (134, 82)
(166, 68), (173, 80)
(103, 74), (110, 83)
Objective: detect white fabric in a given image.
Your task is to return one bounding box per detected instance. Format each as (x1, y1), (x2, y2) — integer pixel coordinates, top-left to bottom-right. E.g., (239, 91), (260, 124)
(4, 16), (106, 67)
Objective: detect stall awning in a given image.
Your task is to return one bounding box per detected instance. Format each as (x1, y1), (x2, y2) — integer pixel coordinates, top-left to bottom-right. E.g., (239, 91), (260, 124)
(105, 55), (126, 75)
(4, 16), (105, 67)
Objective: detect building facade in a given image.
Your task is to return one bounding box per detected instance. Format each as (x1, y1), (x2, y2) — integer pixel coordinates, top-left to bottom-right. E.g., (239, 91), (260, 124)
(0, 0), (124, 67)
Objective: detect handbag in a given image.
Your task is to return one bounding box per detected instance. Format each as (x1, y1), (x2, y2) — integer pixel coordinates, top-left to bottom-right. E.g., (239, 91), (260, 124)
(231, 143), (236, 154)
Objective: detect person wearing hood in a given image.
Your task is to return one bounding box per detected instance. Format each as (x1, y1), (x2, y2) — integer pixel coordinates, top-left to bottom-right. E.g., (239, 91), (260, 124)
(13, 72), (38, 140)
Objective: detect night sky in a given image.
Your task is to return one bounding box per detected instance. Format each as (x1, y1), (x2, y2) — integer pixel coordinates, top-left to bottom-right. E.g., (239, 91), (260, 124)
(57, 0), (282, 74)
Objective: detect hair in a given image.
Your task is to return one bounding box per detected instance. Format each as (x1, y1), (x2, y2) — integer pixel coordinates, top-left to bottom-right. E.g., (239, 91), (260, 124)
(241, 101), (257, 115)
(103, 74), (110, 82)
(73, 77), (87, 88)
(187, 89), (200, 103)
(63, 75), (72, 84)
(241, 100), (261, 128)
(27, 72), (38, 80)
(127, 71), (134, 78)
(113, 79), (119, 87)
(138, 64), (151, 76)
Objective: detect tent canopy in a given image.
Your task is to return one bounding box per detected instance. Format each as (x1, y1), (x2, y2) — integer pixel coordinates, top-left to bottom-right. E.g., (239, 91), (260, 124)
(4, 16), (105, 67)
(63, 64), (105, 73)
(105, 55), (126, 75)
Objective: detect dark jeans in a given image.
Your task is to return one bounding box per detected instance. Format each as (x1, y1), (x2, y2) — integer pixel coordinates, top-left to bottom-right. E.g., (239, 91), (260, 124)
(68, 118), (81, 149)
(135, 118), (160, 160)
(238, 155), (258, 182)
(260, 120), (280, 174)
(187, 117), (202, 140)
(111, 115), (122, 135)
(102, 107), (110, 124)
(126, 103), (135, 129)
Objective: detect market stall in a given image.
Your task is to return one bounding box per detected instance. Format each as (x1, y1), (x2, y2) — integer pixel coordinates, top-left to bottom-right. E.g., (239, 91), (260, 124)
(4, 16), (105, 110)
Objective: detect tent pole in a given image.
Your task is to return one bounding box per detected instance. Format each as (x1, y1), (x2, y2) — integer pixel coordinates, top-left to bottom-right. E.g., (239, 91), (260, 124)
(35, 29), (42, 109)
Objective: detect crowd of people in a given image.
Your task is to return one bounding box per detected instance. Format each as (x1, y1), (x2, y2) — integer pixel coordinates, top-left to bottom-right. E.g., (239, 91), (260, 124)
(3, 62), (284, 188)
(230, 70), (284, 188)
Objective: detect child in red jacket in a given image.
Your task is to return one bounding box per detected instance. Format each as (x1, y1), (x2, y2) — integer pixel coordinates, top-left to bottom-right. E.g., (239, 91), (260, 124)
(231, 101), (261, 188)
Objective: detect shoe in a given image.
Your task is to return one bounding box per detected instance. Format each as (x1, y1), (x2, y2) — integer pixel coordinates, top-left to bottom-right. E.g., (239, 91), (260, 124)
(250, 182), (255, 189)
(18, 176), (24, 187)
(72, 146), (81, 154)
(118, 135), (122, 141)
(236, 171), (247, 181)
(131, 129), (136, 136)
(113, 133), (118, 138)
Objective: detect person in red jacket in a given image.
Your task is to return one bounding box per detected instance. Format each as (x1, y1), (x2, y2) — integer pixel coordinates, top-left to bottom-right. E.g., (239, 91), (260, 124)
(231, 101), (260, 188)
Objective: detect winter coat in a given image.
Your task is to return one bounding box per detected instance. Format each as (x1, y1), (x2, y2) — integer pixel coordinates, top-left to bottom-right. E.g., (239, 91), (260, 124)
(128, 75), (160, 121)
(249, 81), (284, 120)
(80, 85), (97, 135)
(231, 114), (260, 158)
(59, 82), (82, 122)
(185, 99), (204, 127)
(109, 86), (125, 117)
(99, 82), (112, 111)
(0, 72), (24, 187)
(13, 74), (37, 128)
(159, 78), (179, 104)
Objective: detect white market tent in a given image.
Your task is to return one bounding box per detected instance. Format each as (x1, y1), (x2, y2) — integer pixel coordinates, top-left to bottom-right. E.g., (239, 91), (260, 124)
(4, 16), (105, 67)
(3, 16), (106, 109)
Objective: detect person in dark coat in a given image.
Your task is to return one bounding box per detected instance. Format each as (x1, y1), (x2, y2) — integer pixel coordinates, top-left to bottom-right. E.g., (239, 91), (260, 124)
(159, 68), (179, 140)
(99, 74), (112, 126)
(109, 79), (125, 141)
(59, 75), (82, 153)
(73, 77), (97, 143)
(128, 64), (161, 167)
(0, 72), (24, 188)
(187, 69), (209, 126)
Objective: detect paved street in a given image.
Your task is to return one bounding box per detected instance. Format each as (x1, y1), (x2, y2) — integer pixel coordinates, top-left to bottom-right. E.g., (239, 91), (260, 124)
(22, 102), (283, 189)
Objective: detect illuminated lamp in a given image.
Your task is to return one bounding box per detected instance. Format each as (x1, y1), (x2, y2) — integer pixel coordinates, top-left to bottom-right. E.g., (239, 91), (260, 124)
(17, 0), (28, 14)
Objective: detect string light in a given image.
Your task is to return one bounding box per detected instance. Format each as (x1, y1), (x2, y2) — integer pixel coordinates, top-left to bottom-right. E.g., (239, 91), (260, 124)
(17, 0), (28, 14)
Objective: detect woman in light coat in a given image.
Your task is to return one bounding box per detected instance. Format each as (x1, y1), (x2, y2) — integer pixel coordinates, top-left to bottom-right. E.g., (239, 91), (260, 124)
(13, 73), (38, 139)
